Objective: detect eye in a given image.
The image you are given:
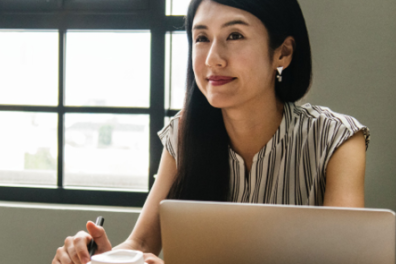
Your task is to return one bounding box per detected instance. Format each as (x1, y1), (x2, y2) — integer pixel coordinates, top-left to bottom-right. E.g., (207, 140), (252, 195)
(227, 32), (244, 40)
(195, 35), (209, 43)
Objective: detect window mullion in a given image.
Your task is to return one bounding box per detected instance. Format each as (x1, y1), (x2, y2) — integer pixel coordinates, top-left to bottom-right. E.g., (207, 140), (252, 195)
(149, 3), (166, 189)
(149, 29), (166, 190)
(57, 28), (65, 188)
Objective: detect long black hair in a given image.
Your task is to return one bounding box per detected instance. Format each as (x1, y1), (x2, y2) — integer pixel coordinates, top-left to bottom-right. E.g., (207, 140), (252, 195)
(167, 0), (312, 201)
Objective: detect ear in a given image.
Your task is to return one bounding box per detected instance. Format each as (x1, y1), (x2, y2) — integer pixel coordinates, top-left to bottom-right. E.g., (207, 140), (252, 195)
(274, 36), (295, 70)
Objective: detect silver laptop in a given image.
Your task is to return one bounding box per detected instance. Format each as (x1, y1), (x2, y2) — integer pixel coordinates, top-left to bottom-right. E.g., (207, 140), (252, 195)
(159, 200), (395, 264)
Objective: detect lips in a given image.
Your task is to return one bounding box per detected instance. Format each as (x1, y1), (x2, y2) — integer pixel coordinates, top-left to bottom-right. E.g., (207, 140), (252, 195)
(207, 76), (236, 86)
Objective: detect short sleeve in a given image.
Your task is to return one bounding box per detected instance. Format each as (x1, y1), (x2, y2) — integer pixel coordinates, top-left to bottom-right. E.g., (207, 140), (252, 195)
(157, 112), (181, 160)
(323, 111), (370, 170)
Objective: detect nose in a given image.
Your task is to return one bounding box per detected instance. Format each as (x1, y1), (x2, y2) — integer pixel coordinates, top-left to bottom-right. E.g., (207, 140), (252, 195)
(205, 40), (227, 68)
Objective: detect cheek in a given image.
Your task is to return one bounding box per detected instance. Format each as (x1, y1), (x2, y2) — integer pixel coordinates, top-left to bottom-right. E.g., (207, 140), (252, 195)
(192, 49), (208, 87)
(232, 51), (261, 81)
(192, 49), (205, 73)
(239, 48), (272, 80)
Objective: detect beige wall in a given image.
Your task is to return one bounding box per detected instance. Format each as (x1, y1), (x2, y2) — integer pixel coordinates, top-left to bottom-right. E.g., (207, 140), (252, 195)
(0, 1), (395, 263)
(299, 0), (396, 211)
(0, 202), (141, 264)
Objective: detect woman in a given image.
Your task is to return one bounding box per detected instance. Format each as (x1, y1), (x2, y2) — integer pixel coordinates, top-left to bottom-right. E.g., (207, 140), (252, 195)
(53, 0), (369, 263)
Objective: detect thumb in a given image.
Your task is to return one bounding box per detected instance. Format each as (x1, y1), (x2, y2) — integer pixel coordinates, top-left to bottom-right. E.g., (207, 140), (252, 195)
(86, 221), (112, 254)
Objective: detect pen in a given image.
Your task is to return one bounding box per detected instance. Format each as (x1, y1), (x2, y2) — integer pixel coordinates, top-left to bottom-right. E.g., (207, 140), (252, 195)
(88, 216), (105, 257)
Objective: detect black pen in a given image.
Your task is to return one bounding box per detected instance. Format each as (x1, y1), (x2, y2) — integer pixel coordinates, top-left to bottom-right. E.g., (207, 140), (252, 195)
(88, 216), (105, 257)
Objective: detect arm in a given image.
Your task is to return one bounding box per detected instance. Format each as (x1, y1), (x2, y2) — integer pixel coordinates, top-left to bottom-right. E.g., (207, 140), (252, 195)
(52, 148), (176, 264)
(114, 148), (177, 255)
(323, 131), (366, 207)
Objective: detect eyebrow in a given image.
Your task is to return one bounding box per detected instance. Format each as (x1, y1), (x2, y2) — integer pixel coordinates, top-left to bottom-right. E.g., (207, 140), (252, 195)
(192, 19), (250, 30)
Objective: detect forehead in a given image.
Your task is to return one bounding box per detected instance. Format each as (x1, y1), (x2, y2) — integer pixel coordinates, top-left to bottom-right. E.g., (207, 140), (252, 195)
(192, 0), (263, 30)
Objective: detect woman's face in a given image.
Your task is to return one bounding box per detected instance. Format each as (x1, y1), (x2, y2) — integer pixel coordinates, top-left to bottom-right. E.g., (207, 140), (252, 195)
(192, 0), (278, 110)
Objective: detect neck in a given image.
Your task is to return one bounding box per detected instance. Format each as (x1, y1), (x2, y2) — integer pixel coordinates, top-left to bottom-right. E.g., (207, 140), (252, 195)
(222, 97), (284, 171)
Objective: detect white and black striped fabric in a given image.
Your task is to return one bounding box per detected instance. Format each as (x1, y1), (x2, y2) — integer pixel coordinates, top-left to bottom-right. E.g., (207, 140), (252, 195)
(158, 103), (370, 206)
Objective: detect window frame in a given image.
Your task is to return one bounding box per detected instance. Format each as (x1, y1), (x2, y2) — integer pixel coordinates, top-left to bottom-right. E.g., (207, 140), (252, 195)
(0, 0), (184, 207)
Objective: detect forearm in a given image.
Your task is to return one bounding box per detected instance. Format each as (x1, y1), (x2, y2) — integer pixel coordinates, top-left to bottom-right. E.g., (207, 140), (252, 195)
(113, 237), (145, 251)
(112, 240), (135, 251)
(113, 239), (164, 264)
(112, 149), (175, 256)
(113, 235), (161, 256)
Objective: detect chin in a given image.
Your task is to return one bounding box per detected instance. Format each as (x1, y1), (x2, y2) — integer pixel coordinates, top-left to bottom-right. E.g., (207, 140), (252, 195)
(206, 94), (236, 109)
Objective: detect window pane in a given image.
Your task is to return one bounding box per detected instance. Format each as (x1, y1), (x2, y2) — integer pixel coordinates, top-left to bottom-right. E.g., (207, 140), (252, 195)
(0, 112), (57, 186)
(165, 32), (188, 110)
(164, 117), (171, 127)
(166, 0), (191, 16)
(0, 30), (58, 106)
(64, 114), (149, 191)
(65, 31), (151, 107)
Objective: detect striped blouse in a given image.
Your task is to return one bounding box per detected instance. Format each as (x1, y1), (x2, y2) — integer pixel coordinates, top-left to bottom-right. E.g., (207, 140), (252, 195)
(158, 102), (370, 206)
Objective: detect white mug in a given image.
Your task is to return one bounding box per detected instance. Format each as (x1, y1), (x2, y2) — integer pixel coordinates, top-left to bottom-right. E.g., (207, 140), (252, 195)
(89, 249), (144, 264)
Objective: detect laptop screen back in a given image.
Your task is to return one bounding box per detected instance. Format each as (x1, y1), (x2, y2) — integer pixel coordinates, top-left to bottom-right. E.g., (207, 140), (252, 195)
(160, 200), (395, 264)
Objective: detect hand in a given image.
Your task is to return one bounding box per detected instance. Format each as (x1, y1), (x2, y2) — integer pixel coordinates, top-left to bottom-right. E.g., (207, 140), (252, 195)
(144, 253), (164, 264)
(52, 221), (112, 264)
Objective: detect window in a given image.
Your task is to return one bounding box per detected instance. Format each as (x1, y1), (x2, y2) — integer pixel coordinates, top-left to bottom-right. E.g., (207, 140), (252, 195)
(165, 31), (188, 110)
(65, 31), (151, 108)
(166, 0), (190, 16)
(0, 30), (58, 106)
(0, 0), (188, 207)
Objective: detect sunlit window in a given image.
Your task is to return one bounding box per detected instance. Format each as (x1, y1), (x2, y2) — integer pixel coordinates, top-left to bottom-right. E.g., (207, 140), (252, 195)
(0, 30), (58, 106)
(0, 1), (187, 205)
(165, 31), (188, 110)
(65, 31), (151, 108)
(166, 0), (191, 16)
(0, 112), (57, 186)
(64, 114), (149, 191)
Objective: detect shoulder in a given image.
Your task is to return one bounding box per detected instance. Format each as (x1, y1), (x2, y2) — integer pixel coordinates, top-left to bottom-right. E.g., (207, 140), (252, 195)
(157, 111), (182, 160)
(293, 103), (356, 126)
(158, 111), (182, 141)
(290, 103), (370, 149)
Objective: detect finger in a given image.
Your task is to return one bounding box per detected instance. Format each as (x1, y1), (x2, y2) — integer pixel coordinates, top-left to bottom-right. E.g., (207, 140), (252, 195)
(143, 253), (154, 259)
(63, 236), (84, 264)
(86, 221), (112, 254)
(52, 247), (63, 264)
(144, 258), (164, 264)
(143, 253), (164, 264)
(67, 244), (83, 264)
(52, 258), (61, 264)
(52, 257), (61, 264)
(73, 231), (93, 264)
(55, 246), (73, 264)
